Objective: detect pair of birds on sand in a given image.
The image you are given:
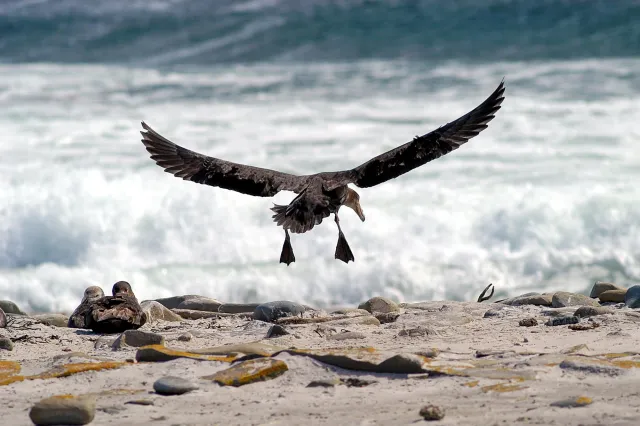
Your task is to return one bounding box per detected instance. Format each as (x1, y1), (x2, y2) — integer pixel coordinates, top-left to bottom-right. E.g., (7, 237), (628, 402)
(141, 81), (506, 264)
(68, 281), (146, 333)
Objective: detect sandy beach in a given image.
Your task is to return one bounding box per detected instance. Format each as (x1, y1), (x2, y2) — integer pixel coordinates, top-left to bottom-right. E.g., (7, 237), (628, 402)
(2, 285), (640, 426)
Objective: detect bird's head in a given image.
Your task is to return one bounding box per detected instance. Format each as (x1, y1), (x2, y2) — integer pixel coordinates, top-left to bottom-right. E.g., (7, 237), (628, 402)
(82, 286), (105, 302)
(345, 188), (365, 222)
(112, 281), (133, 297)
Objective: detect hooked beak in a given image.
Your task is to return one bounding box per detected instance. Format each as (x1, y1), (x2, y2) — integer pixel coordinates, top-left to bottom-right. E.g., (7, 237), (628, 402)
(354, 203), (365, 222)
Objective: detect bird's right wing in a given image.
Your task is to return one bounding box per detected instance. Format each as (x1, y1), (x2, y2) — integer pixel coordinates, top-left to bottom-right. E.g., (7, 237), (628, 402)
(141, 122), (305, 197)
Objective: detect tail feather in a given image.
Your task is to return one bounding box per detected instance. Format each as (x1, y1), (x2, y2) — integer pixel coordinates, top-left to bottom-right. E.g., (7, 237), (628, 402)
(271, 203), (325, 234)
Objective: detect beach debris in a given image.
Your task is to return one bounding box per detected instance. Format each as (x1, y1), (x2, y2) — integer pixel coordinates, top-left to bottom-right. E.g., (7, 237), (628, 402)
(519, 318), (538, 327)
(545, 316), (579, 326)
(202, 358), (288, 387)
(153, 376), (199, 395)
(177, 332), (193, 342)
(550, 396), (593, 408)
(265, 324), (289, 338)
(477, 283), (494, 302)
(569, 321), (600, 331)
(419, 404), (445, 421)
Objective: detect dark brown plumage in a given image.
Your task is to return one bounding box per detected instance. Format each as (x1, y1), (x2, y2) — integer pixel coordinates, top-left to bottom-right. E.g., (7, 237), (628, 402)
(68, 286), (105, 329)
(141, 81), (506, 264)
(86, 281), (147, 334)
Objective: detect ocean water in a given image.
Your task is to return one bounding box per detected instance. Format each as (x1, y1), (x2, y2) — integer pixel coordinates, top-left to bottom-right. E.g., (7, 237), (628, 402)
(1, 0), (640, 313)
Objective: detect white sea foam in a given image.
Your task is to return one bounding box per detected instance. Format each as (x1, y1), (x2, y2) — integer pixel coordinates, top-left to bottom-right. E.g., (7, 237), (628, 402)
(1, 59), (640, 312)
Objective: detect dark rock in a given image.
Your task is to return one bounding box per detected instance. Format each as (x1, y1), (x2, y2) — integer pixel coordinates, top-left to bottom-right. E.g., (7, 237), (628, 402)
(327, 331), (366, 341)
(598, 289), (627, 303)
(153, 376), (199, 395)
(590, 281), (624, 298)
(483, 306), (508, 317)
(624, 285), (640, 308)
(253, 301), (305, 322)
(112, 330), (165, 349)
(419, 405), (445, 421)
(172, 309), (236, 320)
(32, 314), (69, 328)
(569, 322), (600, 331)
(358, 297), (400, 314)
(0, 300), (26, 315)
(509, 294), (553, 307)
(218, 303), (261, 314)
(552, 292), (600, 308)
(307, 378), (340, 388)
(377, 354), (427, 374)
(176, 296), (222, 312)
(140, 301), (183, 322)
(550, 396), (593, 408)
(29, 395), (96, 425)
(574, 306), (613, 318)
(497, 292), (540, 305)
(125, 399), (154, 406)
(0, 307), (6, 328)
(519, 318), (538, 327)
(545, 316), (579, 326)
(0, 336), (14, 351)
(152, 295), (199, 310)
(559, 358), (624, 376)
(374, 312), (400, 324)
(398, 326), (436, 337)
(340, 377), (377, 387)
(265, 324), (289, 338)
(177, 332), (192, 342)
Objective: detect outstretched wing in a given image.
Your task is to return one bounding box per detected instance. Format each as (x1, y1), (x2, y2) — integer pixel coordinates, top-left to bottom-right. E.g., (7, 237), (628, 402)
(337, 80), (505, 189)
(140, 122), (306, 197)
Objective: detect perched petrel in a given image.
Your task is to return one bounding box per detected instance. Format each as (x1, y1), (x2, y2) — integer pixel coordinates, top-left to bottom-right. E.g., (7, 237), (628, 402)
(141, 81), (505, 265)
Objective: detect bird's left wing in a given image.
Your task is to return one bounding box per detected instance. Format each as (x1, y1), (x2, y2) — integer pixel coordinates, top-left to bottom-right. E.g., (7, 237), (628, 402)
(141, 122), (305, 197)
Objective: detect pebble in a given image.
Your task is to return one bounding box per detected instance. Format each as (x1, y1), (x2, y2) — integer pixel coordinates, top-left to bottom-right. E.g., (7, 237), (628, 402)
(202, 358), (288, 387)
(518, 318), (538, 327)
(29, 395), (96, 425)
(0, 336), (14, 351)
(253, 301), (305, 322)
(307, 378), (340, 388)
(374, 312), (400, 323)
(152, 295), (199, 309)
(112, 330), (165, 349)
(598, 289), (627, 303)
(574, 306), (613, 318)
(153, 376), (199, 395)
(419, 404), (445, 421)
(0, 300), (26, 315)
(624, 285), (640, 308)
(550, 396), (593, 408)
(265, 324), (289, 338)
(0, 307), (6, 328)
(32, 314), (69, 328)
(552, 292), (600, 308)
(177, 332), (193, 342)
(176, 296), (222, 312)
(590, 281), (624, 298)
(545, 316), (579, 326)
(327, 331), (366, 341)
(218, 303), (261, 314)
(140, 301), (183, 322)
(358, 297), (400, 314)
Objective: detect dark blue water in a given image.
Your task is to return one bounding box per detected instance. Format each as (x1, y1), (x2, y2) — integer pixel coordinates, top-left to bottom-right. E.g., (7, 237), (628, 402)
(1, 0), (638, 65)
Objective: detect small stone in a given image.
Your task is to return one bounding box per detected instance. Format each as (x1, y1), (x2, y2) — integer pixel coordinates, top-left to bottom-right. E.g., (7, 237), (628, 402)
(0, 300), (26, 315)
(32, 314), (69, 328)
(265, 325), (289, 338)
(0, 336), (14, 351)
(358, 297), (400, 314)
(624, 285), (640, 308)
(0, 307), (6, 328)
(176, 296), (222, 312)
(598, 289), (627, 303)
(519, 318), (538, 327)
(374, 312), (400, 324)
(552, 292), (600, 308)
(550, 396), (593, 408)
(307, 378), (340, 388)
(177, 332), (192, 342)
(140, 301), (183, 322)
(202, 358), (288, 387)
(574, 306), (613, 318)
(327, 331), (366, 341)
(152, 295), (199, 309)
(125, 399), (154, 406)
(112, 330), (165, 349)
(545, 316), (579, 326)
(340, 377), (377, 387)
(153, 376), (199, 395)
(253, 301), (305, 322)
(419, 404), (445, 421)
(29, 395), (96, 425)
(218, 303), (261, 314)
(590, 281), (624, 298)
(569, 322), (600, 331)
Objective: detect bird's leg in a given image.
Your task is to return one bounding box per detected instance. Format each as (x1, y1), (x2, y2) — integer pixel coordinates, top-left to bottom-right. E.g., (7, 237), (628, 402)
(334, 214), (355, 263)
(279, 229), (296, 266)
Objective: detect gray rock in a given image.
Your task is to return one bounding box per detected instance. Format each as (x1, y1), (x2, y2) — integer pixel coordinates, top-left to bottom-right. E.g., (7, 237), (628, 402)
(0, 336), (14, 351)
(218, 303), (261, 314)
(0, 300), (26, 315)
(497, 292), (540, 305)
(419, 404), (445, 421)
(29, 395), (96, 425)
(152, 295), (199, 310)
(374, 312), (400, 324)
(140, 301), (183, 323)
(0, 307), (6, 328)
(545, 316), (579, 326)
(483, 306), (510, 317)
(574, 306), (613, 318)
(307, 378), (340, 388)
(112, 330), (165, 350)
(377, 353), (427, 374)
(176, 296), (222, 312)
(559, 358), (624, 376)
(266, 324), (289, 338)
(358, 297), (400, 314)
(154, 376), (199, 395)
(625, 285), (640, 308)
(32, 313), (69, 328)
(590, 281), (625, 298)
(552, 292), (600, 308)
(327, 331), (366, 341)
(172, 309), (235, 320)
(509, 294), (553, 307)
(598, 289), (627, 303)
(253, 301), (305, 322)
(519, 318), (538, 327)
(177, 332), (192, 342)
